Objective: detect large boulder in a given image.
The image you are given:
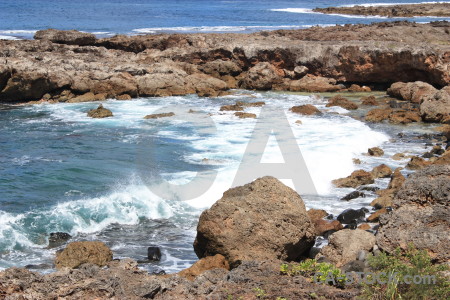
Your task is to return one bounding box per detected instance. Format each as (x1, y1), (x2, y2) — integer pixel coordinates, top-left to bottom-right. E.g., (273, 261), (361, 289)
(420, 89), (450, 123)
(194, 176), (316, 267)
(319, 229), (376, 267)
(290, 104), (321, 115)
(240, 62), (283, 90)
(387, 81), (437, 103)
(376, 165), (450, 263)
(34, 29), (96, 46)
(54, 241), (113, 269)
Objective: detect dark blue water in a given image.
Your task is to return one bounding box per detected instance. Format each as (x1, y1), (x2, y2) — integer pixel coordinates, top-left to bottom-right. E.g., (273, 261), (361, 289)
(1, 0), (449, 39)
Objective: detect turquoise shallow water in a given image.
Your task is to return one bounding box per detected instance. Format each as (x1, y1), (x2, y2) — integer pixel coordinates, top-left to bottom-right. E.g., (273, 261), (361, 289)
(0, 92), (435, 272)
(0, 0), (449, 39)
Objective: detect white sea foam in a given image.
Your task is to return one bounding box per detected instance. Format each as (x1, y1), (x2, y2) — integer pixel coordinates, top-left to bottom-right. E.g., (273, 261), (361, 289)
(131, 25), (324, 34)
(0, 35), (20, 40)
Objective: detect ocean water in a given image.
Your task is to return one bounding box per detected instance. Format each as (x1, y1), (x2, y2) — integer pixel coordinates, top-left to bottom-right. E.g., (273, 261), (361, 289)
(0, 0), (447, 273)
(0, 92), (435, 272)
(0, 0), (449, 39)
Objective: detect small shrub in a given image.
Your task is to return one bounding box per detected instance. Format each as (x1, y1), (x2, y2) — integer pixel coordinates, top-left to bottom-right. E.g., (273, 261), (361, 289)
(280, 259), (348, 288)
(362, 244), (450, 299)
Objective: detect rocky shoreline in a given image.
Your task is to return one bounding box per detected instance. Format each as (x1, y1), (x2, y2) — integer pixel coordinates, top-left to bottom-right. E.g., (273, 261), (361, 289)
(313, 3), (450, 18)
(0, 21), (449, 104)
(1, 22), (450, 299)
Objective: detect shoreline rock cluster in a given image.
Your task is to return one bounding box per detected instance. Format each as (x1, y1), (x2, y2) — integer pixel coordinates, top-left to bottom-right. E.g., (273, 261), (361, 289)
(0, 21), (449, 104)
(313, 3), (450, 18)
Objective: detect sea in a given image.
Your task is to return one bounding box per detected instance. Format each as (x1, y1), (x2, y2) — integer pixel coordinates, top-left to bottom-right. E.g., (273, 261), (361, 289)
(0, 0), (448, 273)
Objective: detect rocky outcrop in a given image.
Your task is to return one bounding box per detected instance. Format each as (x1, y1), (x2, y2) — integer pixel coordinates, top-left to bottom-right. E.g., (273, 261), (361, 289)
(34, 29), (96, 46)
(234, 112), (256, 118)
(368, 147), (384, 157)
(0, 259), (360, 299)
(314, 3), (450, 18)
(319, 229), (376, 267)
(87, 104), (113, 118)
(387, 81), (437, 104)
(1, 22), (450, 103)
(178, 254), (230, 281)
(420, 89), (450, 124)
(376, 165), (450, 263)
(371, 164), (392, 178)
(54, 241), (113, 269)
(193, 176), (316, 268)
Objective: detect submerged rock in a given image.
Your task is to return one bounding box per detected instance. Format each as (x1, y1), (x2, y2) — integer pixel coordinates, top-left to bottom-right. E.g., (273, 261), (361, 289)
(194, 176), (316, 268)
(326, 95), (358, 110)
(368, 147), (384, 157)
(341, 191), (365, 201)
(234, 112), (256, 119)
(144, 112), (175, 119)
(337, 208), (367, 224)
(55, 241), (113, 269)
(147, 246), (162, 261)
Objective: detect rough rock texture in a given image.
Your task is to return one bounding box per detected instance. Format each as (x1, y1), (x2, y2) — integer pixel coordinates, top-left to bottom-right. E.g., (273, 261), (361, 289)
(193, 176), (316, 267)
(87, 104), (113, 118)
(371, 164), (392, 178)
(54, 241), (113, 269)
(420, 89), (450, 123)
(178, 254), (230, 281)
(144, 112), (175, 119)
(319, 229), (376, 267)
(314, 3), (450, 18)
(332, 170), (374, 188)
(34, 29), (96, 46)
(234, 112), (256, 118)
(2, 22), (450, 103)
(361, 95), (378, 106)
(290, 104), (321, 115)
(387, 81), (437, 103)
(376, 165), (450, 263)
(365, 107), (393, 123)
(326, 95), (358, 110)
(368, 147), (384, 157)
(0, 259), (360, 299)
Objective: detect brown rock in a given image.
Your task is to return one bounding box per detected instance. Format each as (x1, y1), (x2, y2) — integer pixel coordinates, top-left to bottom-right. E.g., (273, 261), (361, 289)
(178, 254), (230, 281)
(116, 94), (132, 100)
(313, 219), (344, 236)
(358, 223), (371, 230)
(220, 104), (243, 111)
(348, 84), (371, 92)
(235, 101), (265, 107)
(332, 169), (374, 188)
(307, 209), (328, 221)
(240, 62), (283, 90)
(34, 29), (96, 46)
(326, 95), (358, 110)
(365, 107), (392, 122)
(361, 95), (378, 105)
(391, 153), (407, 160)
(319, 229), (376, 267)
(371, 164), (392, 178)
(368, 147), (384, 156)
(388, 168), (406, 190)
(371, 195), (393, 208)
(290, 104), (321, 115)
(87, 104), (113, 118)
(388, 110), (421, 124)
(234, 112), (256, 119)
(68, 92), (107, 103)
(420, 89), (450, 123)
(144, 112), (175, 119)
(55, 241), (113, 269)
(387, 81), (437, 103)
(377, 165), (450, 263)
(194, 176), (316, 268)
(289, 75), (341, 92)
(367, 208), (387, 222)
(406, 156), (431, 170)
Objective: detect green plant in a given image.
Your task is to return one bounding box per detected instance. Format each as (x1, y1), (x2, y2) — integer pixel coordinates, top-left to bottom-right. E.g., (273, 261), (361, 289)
(361, 244), (450, 300)
(253, 287), (267, 299)
(276, 297), (287, 300)
(280, 259), (348, 288)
